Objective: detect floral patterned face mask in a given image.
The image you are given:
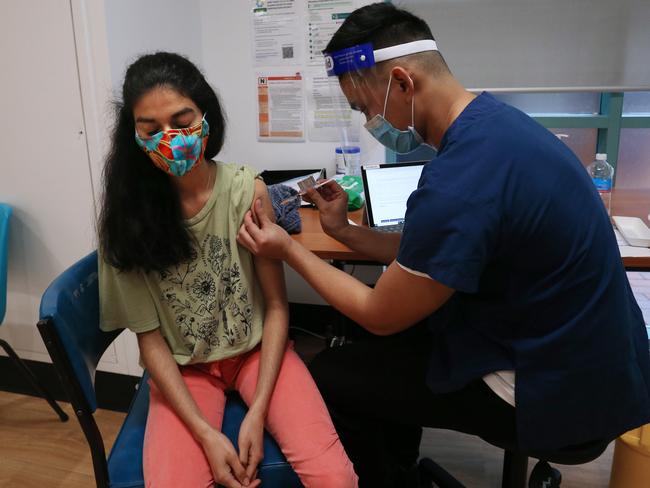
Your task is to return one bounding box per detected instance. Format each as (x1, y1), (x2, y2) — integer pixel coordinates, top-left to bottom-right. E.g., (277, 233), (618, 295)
(135, 114), (210, 177)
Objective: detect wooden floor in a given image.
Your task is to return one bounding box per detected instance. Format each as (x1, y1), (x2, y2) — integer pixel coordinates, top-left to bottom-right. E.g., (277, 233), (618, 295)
(0, 391), (123, 488)
(0, 390), (615, 487)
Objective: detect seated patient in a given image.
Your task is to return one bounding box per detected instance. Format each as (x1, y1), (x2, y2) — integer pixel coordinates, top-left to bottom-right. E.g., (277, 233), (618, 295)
(97, 52), (357, 488)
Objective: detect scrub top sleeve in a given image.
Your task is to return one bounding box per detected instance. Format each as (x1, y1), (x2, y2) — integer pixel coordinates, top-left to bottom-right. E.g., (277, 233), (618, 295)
(396, 184), (499, 294)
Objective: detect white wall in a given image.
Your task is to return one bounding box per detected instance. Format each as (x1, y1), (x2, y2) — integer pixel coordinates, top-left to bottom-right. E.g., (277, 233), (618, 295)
(198, 1), (385, 177)
(0, 0), (145, 375)
(401, 0), (650, 92)
(0, 0), (99, 361)
(104, 0), (204, 94)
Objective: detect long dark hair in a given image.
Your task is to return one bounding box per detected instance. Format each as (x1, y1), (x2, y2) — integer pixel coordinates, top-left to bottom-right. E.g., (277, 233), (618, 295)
(98, 52), (226, 273)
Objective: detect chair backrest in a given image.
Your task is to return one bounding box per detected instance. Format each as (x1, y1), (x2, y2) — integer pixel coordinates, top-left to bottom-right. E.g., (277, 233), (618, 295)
(39, 251), (121, 411)
(0, 203), (12, 325)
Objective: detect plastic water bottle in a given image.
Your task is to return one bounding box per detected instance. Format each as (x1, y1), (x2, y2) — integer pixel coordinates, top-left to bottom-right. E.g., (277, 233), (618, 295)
(587, 153), (614, 215)
(335, 146), (361, 176)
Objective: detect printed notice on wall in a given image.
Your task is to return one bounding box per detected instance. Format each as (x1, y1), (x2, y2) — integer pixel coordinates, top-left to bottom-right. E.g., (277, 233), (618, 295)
(251, 0), (302, 66)
(257, 73), (305, 141)
(306, 72), (359, 142)
(307, 0), (354, 67)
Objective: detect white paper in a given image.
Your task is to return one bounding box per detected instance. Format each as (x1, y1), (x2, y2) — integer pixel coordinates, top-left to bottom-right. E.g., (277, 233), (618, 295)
(307, 0), (355, 67)
(275, 170), (322, 206)
(306, 71), (360, 142)
(619, 246), (650, 258)
(251, 0), (302, 66)
(615, 229), (650, 257)
(257, 73), (306, 141)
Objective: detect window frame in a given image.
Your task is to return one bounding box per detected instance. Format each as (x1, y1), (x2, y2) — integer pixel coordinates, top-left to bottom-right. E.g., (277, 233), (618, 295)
(531, 92), (650, 175)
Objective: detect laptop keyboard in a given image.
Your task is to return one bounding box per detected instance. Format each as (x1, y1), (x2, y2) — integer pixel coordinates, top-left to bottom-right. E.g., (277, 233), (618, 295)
(374, 223), (404, 233)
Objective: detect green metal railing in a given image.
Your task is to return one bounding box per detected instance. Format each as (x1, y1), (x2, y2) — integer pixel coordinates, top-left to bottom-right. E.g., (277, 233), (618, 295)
(534, 92), (650, 173)
(388, 92), (650, 171)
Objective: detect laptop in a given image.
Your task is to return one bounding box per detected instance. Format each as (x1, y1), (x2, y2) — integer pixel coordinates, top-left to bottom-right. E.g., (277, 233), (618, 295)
(361, 161), (427, 233)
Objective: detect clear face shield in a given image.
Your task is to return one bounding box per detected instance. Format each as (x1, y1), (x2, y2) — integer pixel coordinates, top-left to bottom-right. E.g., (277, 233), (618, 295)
(323, 40), (438, 158)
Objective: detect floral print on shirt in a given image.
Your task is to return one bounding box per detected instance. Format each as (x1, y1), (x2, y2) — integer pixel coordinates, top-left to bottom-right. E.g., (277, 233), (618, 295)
(159, 234), (254, 359)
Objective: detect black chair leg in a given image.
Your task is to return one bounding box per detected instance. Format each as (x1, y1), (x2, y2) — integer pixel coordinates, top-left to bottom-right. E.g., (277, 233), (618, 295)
(0, 338), (69, 422)
(418, 458), (466, 488)
(529, 461), (561, 488)
(502, 450), (528, 488)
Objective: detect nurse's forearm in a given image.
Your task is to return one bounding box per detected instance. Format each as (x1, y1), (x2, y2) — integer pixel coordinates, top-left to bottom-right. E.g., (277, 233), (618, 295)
(331, 224), (401, 265)
(283, 238), (451, 335)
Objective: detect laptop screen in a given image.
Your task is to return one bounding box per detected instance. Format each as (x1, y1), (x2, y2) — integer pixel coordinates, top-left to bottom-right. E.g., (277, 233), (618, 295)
(362, 162), (426, 228)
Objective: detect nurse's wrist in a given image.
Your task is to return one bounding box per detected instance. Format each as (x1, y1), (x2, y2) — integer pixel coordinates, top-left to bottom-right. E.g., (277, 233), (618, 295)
(335, 221), (356, 244)
(284, 238), (305, 267)
(324, 220), (351, 242)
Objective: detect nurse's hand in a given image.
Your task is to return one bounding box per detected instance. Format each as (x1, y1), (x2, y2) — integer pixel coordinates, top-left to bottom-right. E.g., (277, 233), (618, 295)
(303, 180), (349, 239)
(238, 199), (293, 260)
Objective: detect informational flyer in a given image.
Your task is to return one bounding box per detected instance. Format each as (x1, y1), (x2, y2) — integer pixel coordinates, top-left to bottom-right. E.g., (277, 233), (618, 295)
(251, 0), (302, 66)
(306, 0), (354, 67)
(306, 71), (359, 142)
(257, 73), (306, 141)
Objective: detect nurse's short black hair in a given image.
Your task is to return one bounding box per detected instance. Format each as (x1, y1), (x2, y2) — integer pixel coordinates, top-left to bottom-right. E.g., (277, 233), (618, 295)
(325, 2), (449, 75)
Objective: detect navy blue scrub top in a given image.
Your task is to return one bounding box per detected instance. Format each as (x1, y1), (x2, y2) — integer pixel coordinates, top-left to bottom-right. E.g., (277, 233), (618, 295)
(397, 92), (650, 450)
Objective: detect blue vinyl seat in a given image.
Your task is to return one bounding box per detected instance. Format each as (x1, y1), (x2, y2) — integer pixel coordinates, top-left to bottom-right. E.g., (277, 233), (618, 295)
(38, 251), (302, 488)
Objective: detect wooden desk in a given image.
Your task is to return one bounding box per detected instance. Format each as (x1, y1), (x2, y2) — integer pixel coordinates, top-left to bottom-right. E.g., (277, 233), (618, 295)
(293, 207), (374, 262)
(294, 188), (650, 270)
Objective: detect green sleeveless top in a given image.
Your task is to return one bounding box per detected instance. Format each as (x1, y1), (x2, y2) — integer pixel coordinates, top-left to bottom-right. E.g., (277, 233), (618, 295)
(99, 162), (265, 365)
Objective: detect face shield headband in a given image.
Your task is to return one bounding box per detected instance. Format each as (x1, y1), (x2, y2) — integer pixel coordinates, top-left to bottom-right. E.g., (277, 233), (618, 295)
(324, 39), (438, 77)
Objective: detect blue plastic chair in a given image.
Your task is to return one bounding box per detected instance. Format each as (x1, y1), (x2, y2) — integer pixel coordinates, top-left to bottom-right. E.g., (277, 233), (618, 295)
(0, 203), (68, 421)
(37, 251), (302, 488)
(0, 204), (9, 328)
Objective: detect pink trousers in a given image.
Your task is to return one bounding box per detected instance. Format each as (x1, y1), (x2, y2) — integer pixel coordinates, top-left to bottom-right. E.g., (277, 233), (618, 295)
(143, 344), (358, 488)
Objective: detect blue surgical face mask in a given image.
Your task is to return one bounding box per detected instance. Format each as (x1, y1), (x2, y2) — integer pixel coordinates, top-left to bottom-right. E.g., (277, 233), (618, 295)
(364, 74), (424, 154)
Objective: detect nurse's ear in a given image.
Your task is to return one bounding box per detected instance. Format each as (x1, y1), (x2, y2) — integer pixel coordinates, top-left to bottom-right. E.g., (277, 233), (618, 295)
(390, 66), (415, 95)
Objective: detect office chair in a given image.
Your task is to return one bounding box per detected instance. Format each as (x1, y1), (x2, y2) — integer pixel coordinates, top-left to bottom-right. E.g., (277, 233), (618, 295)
(0, 202), (68, 422)
(37, 251), (302, 488)
(418, 430), (609, 488)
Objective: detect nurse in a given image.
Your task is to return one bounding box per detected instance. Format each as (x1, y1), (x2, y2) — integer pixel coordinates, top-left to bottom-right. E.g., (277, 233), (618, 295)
(237, 3), (650, 487)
